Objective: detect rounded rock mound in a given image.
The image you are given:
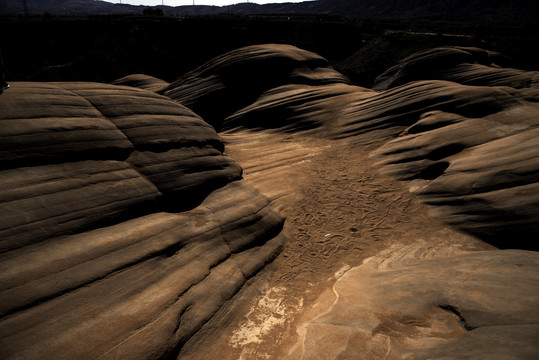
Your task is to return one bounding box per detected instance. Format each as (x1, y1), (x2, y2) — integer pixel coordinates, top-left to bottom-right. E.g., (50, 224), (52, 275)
(157, 43), (349, 129)
(0, 81), (286, 360)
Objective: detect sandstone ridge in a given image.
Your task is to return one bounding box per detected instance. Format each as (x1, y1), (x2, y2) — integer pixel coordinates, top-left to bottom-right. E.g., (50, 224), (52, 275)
(0, 82), (286, 359)
(150, 44), (539, 249)
(2, 43), (538, 360)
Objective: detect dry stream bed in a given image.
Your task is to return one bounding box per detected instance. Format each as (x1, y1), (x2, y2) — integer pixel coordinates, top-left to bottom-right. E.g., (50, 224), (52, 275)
(179, 130), (491, 360)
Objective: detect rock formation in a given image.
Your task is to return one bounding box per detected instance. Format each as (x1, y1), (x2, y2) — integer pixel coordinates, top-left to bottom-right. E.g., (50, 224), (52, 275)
(208, 46), (539, 248)
(2, 43), (538, 359)
(112, 74), (170, 93)
(371, 106), (539, 248)
(289, 241), (539, 360)
(0, 82), (286, 359)
(157, 44), (349, 129)
(223, 83), (374, 133)
(372, 46), (539, 91)
(160, 44), (538, 358)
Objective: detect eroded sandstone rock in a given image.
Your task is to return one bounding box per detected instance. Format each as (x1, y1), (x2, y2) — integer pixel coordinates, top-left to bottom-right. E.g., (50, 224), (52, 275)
(372, 46), (539, 91)
(224, 83), (373, 133)
(219, 46), (539, 248)
(290, 243), (539, 360)
(158, 44), (349, 129)
(371, 92), (539, 248)
(3, 43), (538, 359)
(112, 73), (170, 92)
(0, 81), (285, 359)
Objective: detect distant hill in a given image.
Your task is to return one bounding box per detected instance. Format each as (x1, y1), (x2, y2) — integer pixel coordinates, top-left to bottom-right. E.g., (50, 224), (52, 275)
(0, 0), (303, 17)
(313, 0), (539, 21)
(1, 0), (538, 22)
(1, 0), (135, 16)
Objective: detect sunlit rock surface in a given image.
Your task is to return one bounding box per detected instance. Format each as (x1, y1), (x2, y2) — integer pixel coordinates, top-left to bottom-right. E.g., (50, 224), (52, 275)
(219, 48), (539, 248)
(156, 45), (537, 359)
(158, 44), (349, 129)
(0, 82), (285, 359)
(371, 106), (539, 248)
(112, 73), (170, 92)
(290, 242), (539, 360)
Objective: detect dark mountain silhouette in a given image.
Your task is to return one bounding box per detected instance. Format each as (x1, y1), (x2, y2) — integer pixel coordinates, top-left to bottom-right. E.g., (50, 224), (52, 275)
(1, 0), (137, 16)
(1, 0), (538, 21)
(0, 0), (300, 17)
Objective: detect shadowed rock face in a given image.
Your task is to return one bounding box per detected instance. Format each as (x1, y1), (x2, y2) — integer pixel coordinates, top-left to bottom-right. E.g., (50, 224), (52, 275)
(372, 46), (539, 91)
(157, 44), (349, 129)
(0, 82), (286, 359)
(226, 79), (529, 142)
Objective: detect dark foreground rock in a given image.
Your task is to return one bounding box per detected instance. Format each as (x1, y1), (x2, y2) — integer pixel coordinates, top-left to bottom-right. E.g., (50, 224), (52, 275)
(0, 82), (285, 359)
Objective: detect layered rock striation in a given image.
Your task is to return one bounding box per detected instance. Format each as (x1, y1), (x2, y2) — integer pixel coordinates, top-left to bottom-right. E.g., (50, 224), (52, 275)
(5, 43), (537, 359)
(180, 45), (538, 248)
(371, 105), (539, 248)
(372, 46), (539, 91)
(144, 44), (538, 358)
(0, 82), (286, 359)
(112, 74), (171, 93)
(156, 44), (349, 129)
(290, 241), (539, 360)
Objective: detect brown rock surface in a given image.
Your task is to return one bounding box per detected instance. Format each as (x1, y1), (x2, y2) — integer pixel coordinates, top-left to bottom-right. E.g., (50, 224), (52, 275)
(220, 48), (539, 248)
(0, 82), (133, 166)
(226, 79), (528, 143)
(165, 45), (538, 359)
(158, 44), (349, 129)
(111, 73), (170, 92)
(175, 130), (505, 360)
(0, 82), (284, 359)
(0, 160), (161, 252)
(56, 82), (243, 206)
(289, 243), (539, 360)
(372, 46), (539, 91)
(175, 131), (538, 360)
(223, 83), (374, 133)
(372, 107), (539, 248)
(0, 180), (286, 360)
(2, 44), (539, 360)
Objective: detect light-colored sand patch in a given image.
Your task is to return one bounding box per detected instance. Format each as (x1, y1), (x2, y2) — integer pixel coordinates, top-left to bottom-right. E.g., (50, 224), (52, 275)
(230, 286), (303, 348)
(333, 264), (351, 279)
